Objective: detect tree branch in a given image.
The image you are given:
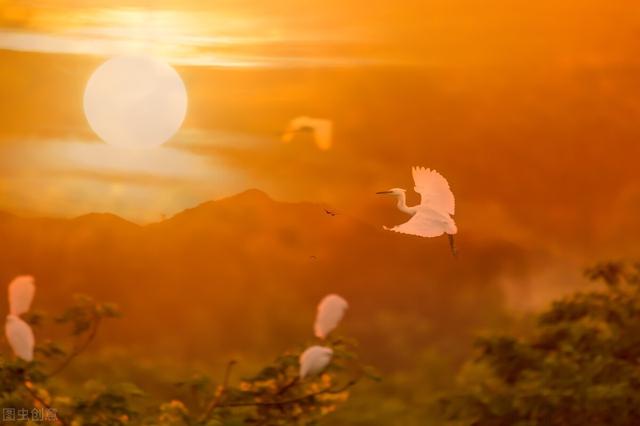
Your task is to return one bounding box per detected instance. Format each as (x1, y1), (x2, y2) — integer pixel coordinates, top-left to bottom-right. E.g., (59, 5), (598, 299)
(22, 381), (70, 426)
(219, 378), (359, 408)
(275, 376), (299, 396)
(200, 359), (237, 421)
(48, 315), (101, 377)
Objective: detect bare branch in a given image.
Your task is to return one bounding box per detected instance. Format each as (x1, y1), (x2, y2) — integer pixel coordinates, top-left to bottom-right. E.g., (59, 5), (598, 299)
(200, 359), (237, 421)
(23, 381), (70, 426)
(275, 376), (299, 396)
(219, 378), (359, 408)
(48, 315), (101, 378)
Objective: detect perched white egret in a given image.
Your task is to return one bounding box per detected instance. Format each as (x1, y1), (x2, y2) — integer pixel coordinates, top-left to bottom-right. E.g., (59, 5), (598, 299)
(8, 275), (35, 315)
(299, 345), (333, 379)
(314, 294), (348, 339)
(282, 116), (333, 150)
(5, 275), (36, 361)
(377, 167), (458, 256)
(5, 315), (34, 361)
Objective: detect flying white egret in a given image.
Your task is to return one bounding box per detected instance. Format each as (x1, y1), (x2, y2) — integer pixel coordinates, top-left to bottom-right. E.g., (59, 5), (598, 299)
(5, 275), (36, 361)
(299, 345), (333, 379)
(282, 116), (333, 151)
(377, 167), (458, 256)
(314, 294), (348, 339)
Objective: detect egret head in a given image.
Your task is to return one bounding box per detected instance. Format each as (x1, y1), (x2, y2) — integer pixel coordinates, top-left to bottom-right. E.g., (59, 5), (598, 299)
(376, 188), (405, 197)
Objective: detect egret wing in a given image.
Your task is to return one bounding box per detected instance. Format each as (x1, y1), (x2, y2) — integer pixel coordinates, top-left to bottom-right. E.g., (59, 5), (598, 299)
(412, 167), (455, 215)
(282, 116), (311, 143)
(387, 210), (447, 238)
(5, 316), (35, 361)
(8, 276), (35, 316)
(311, 119), (333, 150)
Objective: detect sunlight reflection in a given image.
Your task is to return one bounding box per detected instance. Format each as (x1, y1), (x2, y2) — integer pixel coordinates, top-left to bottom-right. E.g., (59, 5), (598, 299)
(0, 6), (373, 67)
(0, 139), (248, 221)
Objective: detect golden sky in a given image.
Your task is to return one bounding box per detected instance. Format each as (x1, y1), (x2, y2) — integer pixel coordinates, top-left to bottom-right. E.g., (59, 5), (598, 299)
(0, 0), (639, 261)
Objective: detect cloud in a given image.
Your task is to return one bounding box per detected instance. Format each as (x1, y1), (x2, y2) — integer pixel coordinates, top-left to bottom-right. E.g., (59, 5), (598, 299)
(0, 137), (248, 221)
(171, 127), (274, 150)
(0, 138), (212, 178)
(0, 4), (383, 68)
(3, 0), (640, 69)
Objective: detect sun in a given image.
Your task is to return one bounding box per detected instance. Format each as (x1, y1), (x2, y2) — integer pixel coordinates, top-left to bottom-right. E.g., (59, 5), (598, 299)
(83, 56), (188, 148)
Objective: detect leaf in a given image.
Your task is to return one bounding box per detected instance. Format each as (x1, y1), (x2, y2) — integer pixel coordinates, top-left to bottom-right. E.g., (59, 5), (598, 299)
(362, 365), (383, 382)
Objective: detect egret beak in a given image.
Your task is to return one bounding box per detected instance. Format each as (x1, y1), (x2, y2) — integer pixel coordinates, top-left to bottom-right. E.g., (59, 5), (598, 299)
(376, 191), (392, 195)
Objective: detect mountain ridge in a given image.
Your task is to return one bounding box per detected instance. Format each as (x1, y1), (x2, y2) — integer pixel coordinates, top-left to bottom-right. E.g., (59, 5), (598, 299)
(0, 187), (530, 365)
(0, 188), (344, 228)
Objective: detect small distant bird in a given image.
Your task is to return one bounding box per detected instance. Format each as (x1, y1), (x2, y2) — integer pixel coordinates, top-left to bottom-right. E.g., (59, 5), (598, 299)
(314, 294), (348, 339)
(377, 167), (458, 256)
(324, 208), (337, 217)
(282, 116), (333, 151)
(5, 276), (36, 361)
(299, 345), (333, 379)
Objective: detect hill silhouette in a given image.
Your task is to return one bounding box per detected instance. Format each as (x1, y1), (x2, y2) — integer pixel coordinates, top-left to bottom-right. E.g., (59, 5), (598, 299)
(0, 189), (529, 366)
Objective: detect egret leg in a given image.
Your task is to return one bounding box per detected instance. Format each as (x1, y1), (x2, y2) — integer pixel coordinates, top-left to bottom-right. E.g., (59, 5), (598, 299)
(448, 234), (458, 258)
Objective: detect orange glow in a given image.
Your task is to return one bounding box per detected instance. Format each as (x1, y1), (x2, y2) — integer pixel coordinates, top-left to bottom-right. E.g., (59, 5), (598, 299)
(0, 0), (638, 309)
(0, 5), (640, 424)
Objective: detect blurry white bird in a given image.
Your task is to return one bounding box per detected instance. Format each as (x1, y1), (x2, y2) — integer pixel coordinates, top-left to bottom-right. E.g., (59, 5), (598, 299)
(314, 294), (348, 339)
(5, 275), (36, 361)
(5, 315), (34, 361)
(8, 275), (35, 315)
(377, 167), (458, 256)
(299, 345), (333, 379)
(282, 116), (333, 151)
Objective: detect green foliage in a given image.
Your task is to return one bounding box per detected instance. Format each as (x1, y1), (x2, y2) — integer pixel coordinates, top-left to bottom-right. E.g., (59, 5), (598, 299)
(71, 382), (145, 426)
(163, 338), (374, 425)
(56, 295), (121, 335)
(440, 261), (640, 426)
(0, 295), (125, 425)
(0, 295), (374, 426)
